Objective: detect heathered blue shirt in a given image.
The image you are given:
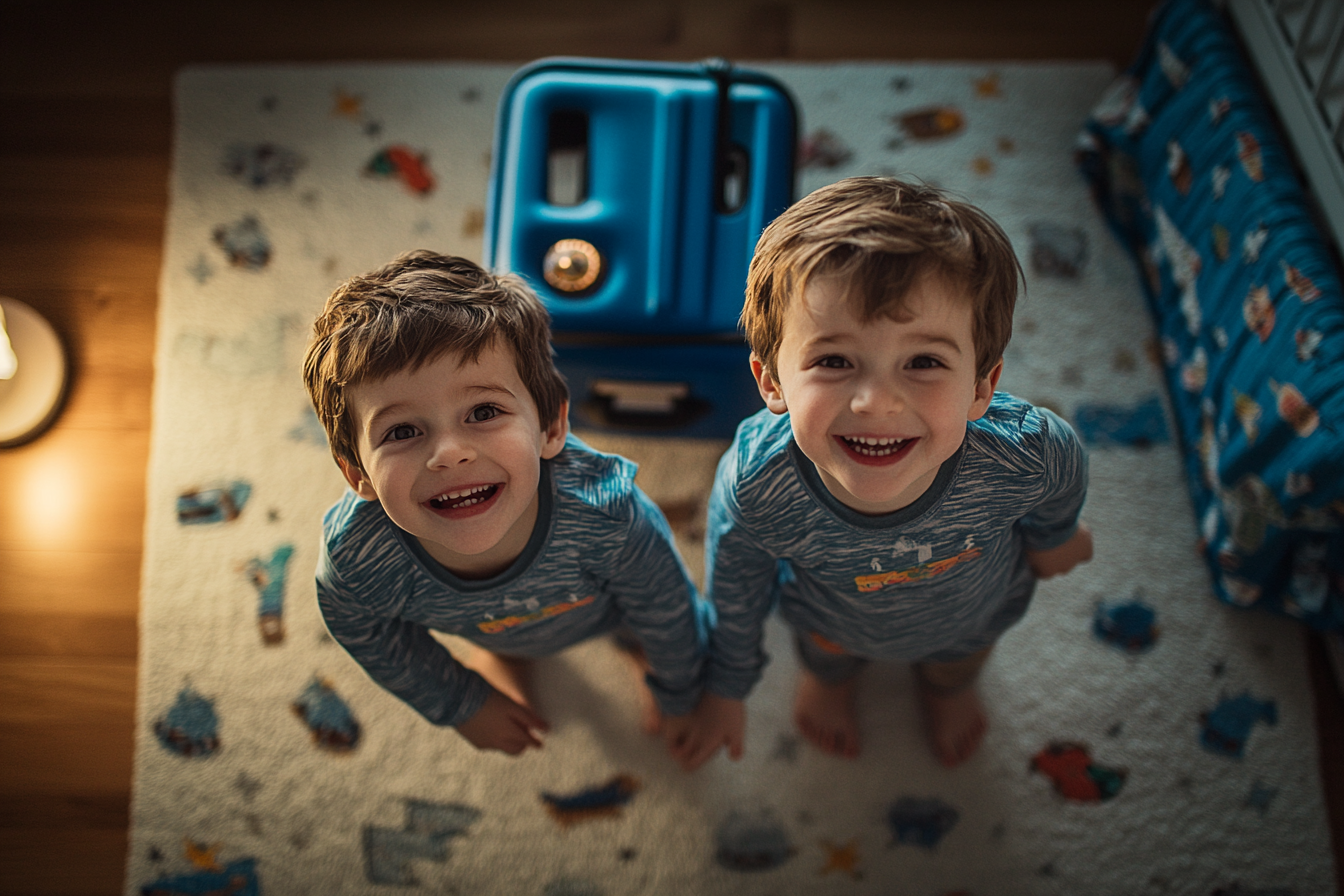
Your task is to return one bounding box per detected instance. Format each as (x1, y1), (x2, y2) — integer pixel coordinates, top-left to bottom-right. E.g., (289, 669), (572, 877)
(704, 393), (1089, 700)
(316, 435), (707, 727)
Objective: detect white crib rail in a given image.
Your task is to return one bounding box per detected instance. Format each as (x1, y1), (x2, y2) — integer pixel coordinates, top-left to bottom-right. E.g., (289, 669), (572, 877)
(1224, 0), (1344, 253)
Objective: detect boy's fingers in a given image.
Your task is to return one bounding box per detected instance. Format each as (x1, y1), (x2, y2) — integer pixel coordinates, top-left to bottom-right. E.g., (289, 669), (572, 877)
(514, 718), (544, 750)
(727, 732), (744, 760)
(513, 701), (550, 733)
(689, 740), (721, 770)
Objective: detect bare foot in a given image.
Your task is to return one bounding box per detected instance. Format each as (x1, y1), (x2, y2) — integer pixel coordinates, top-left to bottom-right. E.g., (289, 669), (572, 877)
(918, 684), (987, 767)
(613, 639), (663, 736)
(793, 669), (861, 758)
(462, 650), (539, 712)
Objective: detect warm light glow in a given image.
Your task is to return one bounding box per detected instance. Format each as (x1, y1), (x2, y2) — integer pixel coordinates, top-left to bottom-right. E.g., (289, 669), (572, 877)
(20, 450), (81, 547)
(0, 306), (17, 380)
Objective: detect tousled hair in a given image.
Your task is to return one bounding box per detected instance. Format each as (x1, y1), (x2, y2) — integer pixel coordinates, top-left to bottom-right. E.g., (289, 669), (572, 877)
(303, 250), (569, 471)
(743, 176), (1023, 380)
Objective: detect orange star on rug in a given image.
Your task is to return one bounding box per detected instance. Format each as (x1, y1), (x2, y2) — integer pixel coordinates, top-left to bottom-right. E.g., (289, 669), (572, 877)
(974, 72), (1003, 97)
(183, 838), (222, 872)
(819, 838), (862, 880)
(332, 88), (363, 119)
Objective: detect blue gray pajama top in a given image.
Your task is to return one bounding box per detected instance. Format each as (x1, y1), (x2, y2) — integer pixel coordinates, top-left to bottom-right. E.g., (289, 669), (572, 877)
(316, 435), (707, 727)
(704, 393), (1089, 700)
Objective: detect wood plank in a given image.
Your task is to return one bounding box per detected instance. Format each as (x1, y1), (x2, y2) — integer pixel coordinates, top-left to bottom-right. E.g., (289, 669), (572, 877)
(0, 661), (137, 724)
(0, 829), (129, 896)
(0, 793), (128, 830)
(790, 0), (1155, 65)
(0, 551), (141, 616)
(0, 723), (133, 794)
(0, 614), (138, 660)
(0, 97), (171, 153)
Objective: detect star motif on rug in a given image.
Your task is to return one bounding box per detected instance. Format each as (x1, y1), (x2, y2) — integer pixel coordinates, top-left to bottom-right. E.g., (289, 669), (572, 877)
(184, 838), (222, 872)
(819, 839), (862, 879)
(332, 88), (363, 119)
(974, 72), (1003, 97)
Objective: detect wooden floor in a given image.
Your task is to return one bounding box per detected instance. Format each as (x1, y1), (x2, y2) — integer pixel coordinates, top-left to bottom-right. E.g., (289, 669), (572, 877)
(0, 2), (1339, 893)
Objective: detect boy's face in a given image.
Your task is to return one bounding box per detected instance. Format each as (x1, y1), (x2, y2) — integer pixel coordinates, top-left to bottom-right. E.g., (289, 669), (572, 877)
(753, 271), (1001, 516)
(338, 341), (568, 577)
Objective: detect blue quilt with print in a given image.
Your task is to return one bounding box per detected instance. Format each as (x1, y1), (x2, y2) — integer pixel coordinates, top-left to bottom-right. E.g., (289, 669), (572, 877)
(1077, 0), (1344, 631)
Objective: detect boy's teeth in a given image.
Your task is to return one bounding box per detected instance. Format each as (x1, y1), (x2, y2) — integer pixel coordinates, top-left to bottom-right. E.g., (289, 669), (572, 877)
(440, 485), (490, 501)
(845, 436), (907, 456)
(430, 484), (495, 507)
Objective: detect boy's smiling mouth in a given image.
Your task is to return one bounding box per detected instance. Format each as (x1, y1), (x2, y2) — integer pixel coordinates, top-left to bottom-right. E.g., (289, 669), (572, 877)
(836, 435), (916, 464)
(425, 483), (501, 515)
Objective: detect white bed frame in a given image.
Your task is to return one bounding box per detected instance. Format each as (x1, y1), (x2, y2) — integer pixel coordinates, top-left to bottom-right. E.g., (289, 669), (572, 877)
(1223, 0), (1344, 252)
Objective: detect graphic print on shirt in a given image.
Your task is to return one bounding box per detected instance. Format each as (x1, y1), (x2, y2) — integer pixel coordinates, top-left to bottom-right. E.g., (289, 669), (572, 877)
(475, 594), (596, 634)
(854, 535), (981, 592)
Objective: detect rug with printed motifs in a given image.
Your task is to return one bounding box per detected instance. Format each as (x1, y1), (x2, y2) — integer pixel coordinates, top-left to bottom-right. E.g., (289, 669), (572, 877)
(127, 60), (1336, 894)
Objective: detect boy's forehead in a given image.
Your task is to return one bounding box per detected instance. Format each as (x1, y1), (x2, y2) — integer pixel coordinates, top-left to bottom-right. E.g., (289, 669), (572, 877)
(794, 267), (974, 323)
(349, 340), (522, 403)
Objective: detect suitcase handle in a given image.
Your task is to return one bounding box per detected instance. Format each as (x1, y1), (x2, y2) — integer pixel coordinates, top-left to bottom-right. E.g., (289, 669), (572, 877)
(578, 378), (711, 430)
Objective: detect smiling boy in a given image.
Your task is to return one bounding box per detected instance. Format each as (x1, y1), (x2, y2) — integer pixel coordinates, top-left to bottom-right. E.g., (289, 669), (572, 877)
(671, 178), (1092, 770)
(303, 250), (708, 756)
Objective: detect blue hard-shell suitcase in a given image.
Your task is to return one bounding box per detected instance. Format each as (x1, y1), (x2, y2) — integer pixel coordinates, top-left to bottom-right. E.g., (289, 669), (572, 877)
(484, 57), (797, 437)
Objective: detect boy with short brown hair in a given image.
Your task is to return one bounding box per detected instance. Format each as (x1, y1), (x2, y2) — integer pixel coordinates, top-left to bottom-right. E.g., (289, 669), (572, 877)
(304, 250), (709, 757)
(671, 177), (1093, 770)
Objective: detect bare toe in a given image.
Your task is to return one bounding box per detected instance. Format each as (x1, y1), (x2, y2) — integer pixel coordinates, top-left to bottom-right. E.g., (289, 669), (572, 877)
(794, 671), (861, 758)
(919, 686), (986, 768)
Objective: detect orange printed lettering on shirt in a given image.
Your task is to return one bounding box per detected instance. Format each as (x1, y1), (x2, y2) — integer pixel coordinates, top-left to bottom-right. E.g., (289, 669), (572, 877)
(476, 595), (596, 634)
(853, 547), (983, 593)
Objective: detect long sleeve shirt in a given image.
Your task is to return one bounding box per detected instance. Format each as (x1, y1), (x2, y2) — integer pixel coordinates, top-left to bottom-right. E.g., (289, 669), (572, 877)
(704, 393), (1089, 700)
(316, 435), (708, 727)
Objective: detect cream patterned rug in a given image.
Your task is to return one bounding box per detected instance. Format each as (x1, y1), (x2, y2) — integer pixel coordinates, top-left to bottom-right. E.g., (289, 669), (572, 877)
(128, 61), (1336, 894)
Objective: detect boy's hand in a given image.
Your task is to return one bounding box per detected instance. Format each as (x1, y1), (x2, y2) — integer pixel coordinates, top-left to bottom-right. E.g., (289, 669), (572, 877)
(1027, 523), (1093, 579)
(663, 693), (746, 772)
(455, 688), (549, 755)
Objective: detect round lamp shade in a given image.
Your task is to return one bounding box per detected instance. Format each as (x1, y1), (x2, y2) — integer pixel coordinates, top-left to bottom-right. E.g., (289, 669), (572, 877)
(0, 297), (69, 447)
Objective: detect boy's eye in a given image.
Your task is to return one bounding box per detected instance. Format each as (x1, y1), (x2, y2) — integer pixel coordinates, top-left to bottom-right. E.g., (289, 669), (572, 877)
(386, 424), (418, 442)
(468, 404), (501, 423)
(909, 356), (943, 370)
(817, 355), (850, 369)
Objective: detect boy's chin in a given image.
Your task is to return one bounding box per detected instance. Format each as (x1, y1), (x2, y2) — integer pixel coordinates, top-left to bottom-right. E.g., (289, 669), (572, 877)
(819, 468), (931, 516)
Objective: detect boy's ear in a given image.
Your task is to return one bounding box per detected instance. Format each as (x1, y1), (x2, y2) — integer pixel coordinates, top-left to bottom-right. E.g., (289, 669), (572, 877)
(338, 456), (379, 501)
(540, 401), (569, 460)
(751, 355), (788, 415)
(968, 358), (1004, 421)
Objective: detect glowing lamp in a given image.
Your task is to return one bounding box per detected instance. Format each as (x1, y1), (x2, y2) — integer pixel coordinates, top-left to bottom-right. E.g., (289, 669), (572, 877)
(0, 296), (69, 447)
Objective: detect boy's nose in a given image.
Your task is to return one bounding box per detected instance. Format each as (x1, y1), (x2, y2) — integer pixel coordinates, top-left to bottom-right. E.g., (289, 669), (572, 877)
(426, 430), (474, 467)
(852, 377), (903, 415)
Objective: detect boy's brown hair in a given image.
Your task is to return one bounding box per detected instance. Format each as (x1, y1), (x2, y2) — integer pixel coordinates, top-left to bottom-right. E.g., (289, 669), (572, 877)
(742, 176), (1023, 380)
(303, 250), (569, 470)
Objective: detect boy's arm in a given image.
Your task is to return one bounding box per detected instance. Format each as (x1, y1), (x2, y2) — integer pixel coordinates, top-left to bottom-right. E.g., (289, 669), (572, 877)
(604, 487), (709, 718)
(1018, 407), (1092, 565)
(316, 558), (492, 729)
(1026, 522), (1093, 578)
(701, 469), (780, 703)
